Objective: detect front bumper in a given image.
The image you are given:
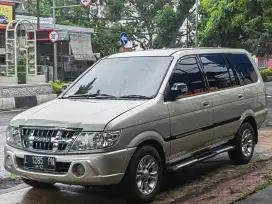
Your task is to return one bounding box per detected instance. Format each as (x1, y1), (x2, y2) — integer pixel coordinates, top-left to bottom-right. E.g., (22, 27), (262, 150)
(4, 145), (136, 186)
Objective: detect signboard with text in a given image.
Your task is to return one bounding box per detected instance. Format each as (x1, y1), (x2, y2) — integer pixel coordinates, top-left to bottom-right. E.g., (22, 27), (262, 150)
(0, 4), (13, 26)
(49, 30), (59, 43)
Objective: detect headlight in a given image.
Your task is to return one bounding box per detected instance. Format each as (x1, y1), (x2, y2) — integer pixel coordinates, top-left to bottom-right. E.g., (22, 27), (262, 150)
(70, 131), (121, 151)
(6, 126), (22, 147)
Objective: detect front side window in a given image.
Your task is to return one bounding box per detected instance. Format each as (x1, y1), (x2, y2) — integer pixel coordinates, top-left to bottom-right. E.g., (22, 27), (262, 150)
(169, 57), (207, 98)
(226, 53), (258, 85)
(200, 54), (239, 91)
(63, 56), (173, 99)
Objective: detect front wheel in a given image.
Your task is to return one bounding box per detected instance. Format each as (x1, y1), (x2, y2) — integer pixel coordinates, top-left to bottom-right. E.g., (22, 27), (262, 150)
(22, 178), (54, 189)
(123, 146), (163, 203)
(228, 122), (255, 165)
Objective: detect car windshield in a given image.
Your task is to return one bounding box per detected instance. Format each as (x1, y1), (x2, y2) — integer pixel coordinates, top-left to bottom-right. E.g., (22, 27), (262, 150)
(63, 56), (173, 99)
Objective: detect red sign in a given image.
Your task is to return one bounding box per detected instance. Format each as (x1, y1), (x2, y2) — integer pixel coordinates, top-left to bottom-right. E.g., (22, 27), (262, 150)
(80, 0), (92, 7)
(49, 30), (59, 43)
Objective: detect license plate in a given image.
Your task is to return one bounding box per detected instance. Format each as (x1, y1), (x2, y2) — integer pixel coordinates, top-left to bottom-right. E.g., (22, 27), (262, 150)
(24, 155), (56, 171)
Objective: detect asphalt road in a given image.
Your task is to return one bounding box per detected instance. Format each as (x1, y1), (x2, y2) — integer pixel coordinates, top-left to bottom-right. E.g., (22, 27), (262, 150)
(0, 82), (272, 204)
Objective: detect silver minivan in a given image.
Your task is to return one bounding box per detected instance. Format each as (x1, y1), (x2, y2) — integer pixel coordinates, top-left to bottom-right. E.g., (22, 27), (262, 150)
(5, 48), (268, 203)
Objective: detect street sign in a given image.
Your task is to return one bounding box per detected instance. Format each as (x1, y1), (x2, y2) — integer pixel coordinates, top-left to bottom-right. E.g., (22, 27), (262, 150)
(120, 32), (128, 45)
(80, 0), (92, 7)
(49, 30), (59, 43)
(58, 30), (70, 41)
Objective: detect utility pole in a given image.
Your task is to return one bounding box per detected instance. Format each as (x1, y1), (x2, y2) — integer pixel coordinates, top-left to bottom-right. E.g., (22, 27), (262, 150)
(195, 0), (199, 47)
(51, 2), (82, 81)
(52, 0), (58, 80)
(36, 0), (40, 67)
(186, 17), (189, 48)
(37, 0), (40, 29)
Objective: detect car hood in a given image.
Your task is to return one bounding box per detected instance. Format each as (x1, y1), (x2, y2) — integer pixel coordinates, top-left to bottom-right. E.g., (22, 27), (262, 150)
(10, 98), (147, 131)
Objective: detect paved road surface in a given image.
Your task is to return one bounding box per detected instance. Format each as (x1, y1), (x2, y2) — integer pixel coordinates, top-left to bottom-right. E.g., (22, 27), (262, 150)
(237, 185), (272, 204)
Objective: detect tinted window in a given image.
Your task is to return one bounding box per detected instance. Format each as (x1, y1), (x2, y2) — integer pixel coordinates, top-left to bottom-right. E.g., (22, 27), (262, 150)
(64, 56), (172, 98)
(169, 57), (207, 97)
(226, 53), (258, 85)
(200, 54), (239, 91)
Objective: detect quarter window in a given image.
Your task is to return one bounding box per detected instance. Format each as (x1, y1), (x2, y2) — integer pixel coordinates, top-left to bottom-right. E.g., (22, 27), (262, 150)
(226, 53), (258, 85)
(169, 57), (207, 98)
(200, 54), (239, 91)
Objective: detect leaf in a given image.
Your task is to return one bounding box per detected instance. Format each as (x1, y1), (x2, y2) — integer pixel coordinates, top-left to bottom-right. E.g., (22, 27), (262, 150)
(10, 173), (17, 180)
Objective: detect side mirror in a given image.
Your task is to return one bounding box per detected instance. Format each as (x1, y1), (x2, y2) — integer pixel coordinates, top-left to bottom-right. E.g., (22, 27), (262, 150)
(61, 84), (70, 93)
(171, 83), (188, 95)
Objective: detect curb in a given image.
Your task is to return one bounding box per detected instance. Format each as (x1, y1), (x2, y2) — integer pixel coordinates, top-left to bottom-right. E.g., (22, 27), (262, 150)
(0, 94), (57, 111)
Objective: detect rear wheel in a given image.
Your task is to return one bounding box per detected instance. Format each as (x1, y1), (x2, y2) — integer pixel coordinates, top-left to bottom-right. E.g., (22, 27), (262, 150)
(22, 178), (54, 189)
(123, 146), (163, 203)
(228, 122), (255, 165)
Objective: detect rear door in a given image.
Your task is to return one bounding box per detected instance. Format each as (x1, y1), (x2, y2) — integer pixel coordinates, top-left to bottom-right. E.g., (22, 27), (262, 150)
(226, 53), (265, 127)
(199, 54), (244, 144)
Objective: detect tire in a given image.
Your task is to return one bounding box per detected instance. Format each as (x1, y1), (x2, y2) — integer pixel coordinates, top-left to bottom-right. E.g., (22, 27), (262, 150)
(122, 146), (163, 204)
(22, 178), (54, 189)
(228, 122), (255, 165)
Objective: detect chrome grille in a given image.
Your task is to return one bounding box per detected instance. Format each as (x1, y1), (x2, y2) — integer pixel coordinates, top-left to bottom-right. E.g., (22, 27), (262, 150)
(21, 127), (79, 153)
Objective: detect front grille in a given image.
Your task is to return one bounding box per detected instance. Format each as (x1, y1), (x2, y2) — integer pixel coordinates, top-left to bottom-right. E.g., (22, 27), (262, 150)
(21, 127), (79, 153)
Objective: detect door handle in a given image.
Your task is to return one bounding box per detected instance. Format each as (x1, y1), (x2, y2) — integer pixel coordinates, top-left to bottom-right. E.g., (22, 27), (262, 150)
(203, 101), (210, 106)
(238, 94), (244, 99)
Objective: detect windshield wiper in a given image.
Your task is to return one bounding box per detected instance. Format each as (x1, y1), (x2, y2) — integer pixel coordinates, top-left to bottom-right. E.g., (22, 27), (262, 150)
(67, 93), (116, 99)
(119, 95), (152, 99)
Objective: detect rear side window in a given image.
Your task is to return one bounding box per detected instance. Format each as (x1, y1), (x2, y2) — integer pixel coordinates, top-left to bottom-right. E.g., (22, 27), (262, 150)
(200, 54), (239, 91)
(226, 53), (258, 85)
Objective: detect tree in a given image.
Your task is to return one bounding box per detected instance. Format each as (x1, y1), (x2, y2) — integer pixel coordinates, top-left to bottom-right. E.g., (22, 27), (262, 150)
(90, 21), (135, 57)
(199, 0), (248, 48)
(199, 0), (272, 57)
(23, 0), (197, 53)
(100, 0), (196, 49)
(242, 0), (272, 57)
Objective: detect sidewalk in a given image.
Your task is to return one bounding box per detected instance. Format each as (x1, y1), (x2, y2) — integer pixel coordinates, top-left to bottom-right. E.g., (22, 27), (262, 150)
(255, 130), (272, 152)
(235, 130), (272, 204)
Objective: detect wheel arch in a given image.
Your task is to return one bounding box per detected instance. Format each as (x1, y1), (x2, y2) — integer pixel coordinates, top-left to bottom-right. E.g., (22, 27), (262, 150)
(241, 116), (258, 144)
(126, 131), (170, 167)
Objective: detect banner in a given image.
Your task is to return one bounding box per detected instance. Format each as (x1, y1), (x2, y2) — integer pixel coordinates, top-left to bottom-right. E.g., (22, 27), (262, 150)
(0, 4), (13, 26)
(70, 33), (96, 61)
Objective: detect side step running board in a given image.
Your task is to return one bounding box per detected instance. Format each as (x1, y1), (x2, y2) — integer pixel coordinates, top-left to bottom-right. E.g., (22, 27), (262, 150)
(168, 145), (235, 171)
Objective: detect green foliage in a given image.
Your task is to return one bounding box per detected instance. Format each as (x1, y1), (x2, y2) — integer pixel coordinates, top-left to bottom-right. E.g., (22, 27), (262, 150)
(155, 1), (196, 48)
(24, 0), (196, 52)
(49, 80), (65, 94)
(199, 0), (247, 48)
(10, 173), (17, 180)
(155, 3), (179, 48)
(199, 0), (272, 57)
(90, 21), (133, 57)
(260, 68), (272, 81)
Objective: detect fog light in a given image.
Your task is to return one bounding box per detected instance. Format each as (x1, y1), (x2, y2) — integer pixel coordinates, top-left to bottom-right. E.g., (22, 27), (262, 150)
(6, 155), (13, 168)
(75, 164), (85, 177)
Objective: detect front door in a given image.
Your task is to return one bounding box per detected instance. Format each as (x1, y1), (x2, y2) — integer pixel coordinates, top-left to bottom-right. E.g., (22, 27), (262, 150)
(167, 56), (214, 161)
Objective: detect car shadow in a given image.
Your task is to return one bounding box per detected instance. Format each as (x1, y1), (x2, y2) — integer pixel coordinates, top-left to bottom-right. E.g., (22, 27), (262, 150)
(20, 155), (233, 204)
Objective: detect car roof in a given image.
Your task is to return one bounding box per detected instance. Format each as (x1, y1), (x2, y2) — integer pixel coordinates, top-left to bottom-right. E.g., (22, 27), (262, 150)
(107, 48), (248, 58)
